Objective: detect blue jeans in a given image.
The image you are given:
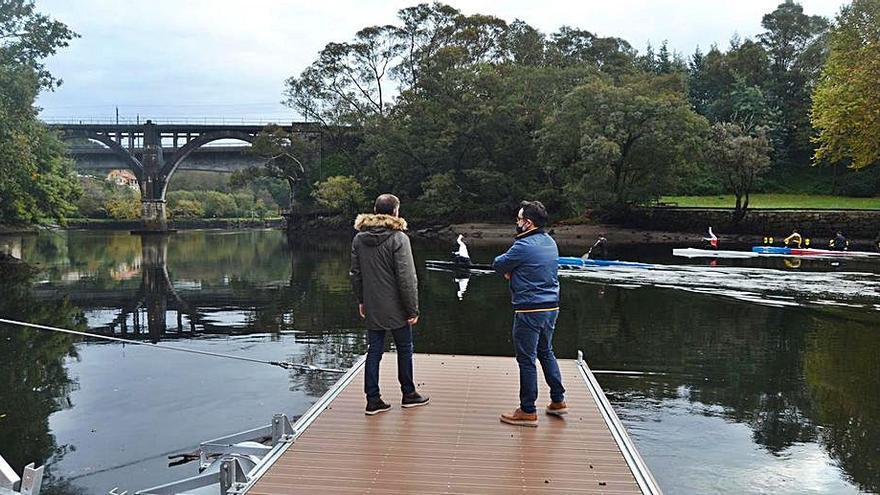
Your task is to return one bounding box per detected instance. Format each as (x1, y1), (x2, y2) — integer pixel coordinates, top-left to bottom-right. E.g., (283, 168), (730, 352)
(365, 325), (416, 401)
(512, 310), (565, 413)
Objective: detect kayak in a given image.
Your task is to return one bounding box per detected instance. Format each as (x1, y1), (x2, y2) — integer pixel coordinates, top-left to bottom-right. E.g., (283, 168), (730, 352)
(751, 246), (880, 257)
(425, 260), (494, 271)
(427, 257), (655, 271)
(673, 248), (760, 259)
(558, 256), (655, 269)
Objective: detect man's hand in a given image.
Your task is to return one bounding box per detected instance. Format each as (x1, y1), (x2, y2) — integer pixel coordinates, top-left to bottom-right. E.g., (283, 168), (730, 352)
(504, 273), (511, 280)
(407, 315), (419, 326)
(358, 303), (365, 319)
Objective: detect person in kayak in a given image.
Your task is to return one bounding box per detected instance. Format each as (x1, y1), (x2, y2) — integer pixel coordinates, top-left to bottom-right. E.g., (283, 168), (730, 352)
(583, 234), (607, 260)
(829, 231), (848, 251)
(702, 226), (718, 250)
(453, 234), (471, 265)
(784, 231), (803, 248)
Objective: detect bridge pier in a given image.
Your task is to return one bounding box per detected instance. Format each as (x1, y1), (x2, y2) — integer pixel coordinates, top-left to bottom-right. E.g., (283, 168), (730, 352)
(140, 199), (168, 231)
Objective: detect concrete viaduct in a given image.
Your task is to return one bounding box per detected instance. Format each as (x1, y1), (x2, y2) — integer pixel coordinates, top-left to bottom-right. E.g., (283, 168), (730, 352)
(49, 121), (322, 231)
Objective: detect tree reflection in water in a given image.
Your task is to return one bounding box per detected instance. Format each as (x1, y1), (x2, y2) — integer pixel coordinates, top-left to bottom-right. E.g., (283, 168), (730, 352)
(0, 259), (83, 490)
(1, 230), (878, 493)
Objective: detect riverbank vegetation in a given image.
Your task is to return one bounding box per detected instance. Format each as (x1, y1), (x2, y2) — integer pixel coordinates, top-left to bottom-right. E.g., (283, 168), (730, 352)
(661, 194), (880, 210)
(260, 0), (878, 226)
(4, 1), (879, 229)
(0, 1), (80, 227)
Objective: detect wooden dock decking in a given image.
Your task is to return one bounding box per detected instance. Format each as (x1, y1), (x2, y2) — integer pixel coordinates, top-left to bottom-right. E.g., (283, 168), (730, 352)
(243, 353), (660, 494)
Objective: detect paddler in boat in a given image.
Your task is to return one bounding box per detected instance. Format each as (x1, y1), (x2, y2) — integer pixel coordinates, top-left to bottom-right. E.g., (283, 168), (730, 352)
(784, 230), (803, 248)
(829, 231), (848, 251)
(702, 226), (718, 250)
(582, 234), (607, 260)
(453, 234), (471, 266)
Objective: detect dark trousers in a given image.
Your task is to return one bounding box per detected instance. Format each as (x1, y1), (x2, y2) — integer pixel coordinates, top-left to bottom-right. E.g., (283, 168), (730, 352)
(512, 310), (565, 413)
(364, 325), (416, 401)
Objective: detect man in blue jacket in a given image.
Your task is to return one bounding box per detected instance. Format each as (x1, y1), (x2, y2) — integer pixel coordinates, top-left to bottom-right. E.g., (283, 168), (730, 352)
(493, 200), (566, 427)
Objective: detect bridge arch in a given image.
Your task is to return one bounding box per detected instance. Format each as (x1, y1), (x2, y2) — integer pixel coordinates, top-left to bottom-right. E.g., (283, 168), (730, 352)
(160, 131), (255, 197)
(59, 131), (145, 179)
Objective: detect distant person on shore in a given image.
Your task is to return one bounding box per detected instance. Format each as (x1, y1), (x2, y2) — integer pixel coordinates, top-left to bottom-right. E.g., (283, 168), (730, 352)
(583, 234), (607, 260)
(453, 234), (471, 265)
(829, 231), (848, 251)
(784, 230), (803, 248)
(350, 194), (429, 415)
(702, 226), (718, 250)
(493, 200), (566, 427)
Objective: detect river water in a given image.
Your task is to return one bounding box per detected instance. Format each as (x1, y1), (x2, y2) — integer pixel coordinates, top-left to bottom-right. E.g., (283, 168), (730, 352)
(0, 229), (878, 494)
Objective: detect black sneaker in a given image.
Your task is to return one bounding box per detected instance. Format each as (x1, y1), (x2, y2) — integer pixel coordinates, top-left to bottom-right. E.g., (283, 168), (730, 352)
(365, 399), (391, 416)
(402, 392), (430, 408)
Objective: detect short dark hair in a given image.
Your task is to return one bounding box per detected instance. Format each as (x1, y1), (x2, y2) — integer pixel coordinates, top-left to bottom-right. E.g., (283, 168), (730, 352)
(374, 194), (400, 215)
(519, 200), (548, 227)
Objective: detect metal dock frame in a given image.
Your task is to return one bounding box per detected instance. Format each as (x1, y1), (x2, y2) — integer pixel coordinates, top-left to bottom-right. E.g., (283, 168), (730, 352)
(237, 354), (367, 494)
(576, 350), (662, 494)
(0, 454), (43, 495)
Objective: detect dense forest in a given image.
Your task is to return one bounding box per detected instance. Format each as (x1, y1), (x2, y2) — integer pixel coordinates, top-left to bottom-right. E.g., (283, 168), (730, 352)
(265, 0), (880, 223)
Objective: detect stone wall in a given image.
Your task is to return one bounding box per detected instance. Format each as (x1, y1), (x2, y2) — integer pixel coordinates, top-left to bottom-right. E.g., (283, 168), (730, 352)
(626, 207), (880, 240)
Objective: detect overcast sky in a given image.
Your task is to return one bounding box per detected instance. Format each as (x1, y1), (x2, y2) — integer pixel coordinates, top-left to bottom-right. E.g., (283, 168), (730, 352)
(34, 0), (846, 123)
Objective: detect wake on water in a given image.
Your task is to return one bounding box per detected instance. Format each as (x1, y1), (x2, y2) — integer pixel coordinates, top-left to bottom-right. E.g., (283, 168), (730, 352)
(559, 264), (880, 310)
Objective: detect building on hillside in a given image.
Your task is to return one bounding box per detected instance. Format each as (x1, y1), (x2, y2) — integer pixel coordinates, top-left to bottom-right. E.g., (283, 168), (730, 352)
(106, 169), (139, 190)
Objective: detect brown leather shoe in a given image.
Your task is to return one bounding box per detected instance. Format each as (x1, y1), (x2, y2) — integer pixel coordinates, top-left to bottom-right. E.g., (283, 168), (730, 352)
(500, 408), (538, 427)
(546, 401), (569, 416)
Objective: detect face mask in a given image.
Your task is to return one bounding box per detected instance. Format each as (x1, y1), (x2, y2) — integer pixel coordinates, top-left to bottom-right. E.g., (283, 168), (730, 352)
(516, 224), (526, 234)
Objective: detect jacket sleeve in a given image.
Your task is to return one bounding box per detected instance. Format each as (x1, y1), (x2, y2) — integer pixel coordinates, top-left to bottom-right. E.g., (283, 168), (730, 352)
(349, 238), (363, 304)
(394, 233), (419, 317)
(492, 240), (525, 274)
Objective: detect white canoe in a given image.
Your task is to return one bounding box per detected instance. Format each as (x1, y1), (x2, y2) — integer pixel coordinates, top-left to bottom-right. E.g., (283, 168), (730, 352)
(673, 248), (760, 259)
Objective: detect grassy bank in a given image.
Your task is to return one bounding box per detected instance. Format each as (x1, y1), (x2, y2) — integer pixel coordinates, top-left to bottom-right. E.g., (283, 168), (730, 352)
(661, 194), (880, 210)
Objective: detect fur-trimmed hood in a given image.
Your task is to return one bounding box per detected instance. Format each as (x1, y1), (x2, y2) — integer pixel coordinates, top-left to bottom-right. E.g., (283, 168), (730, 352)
(354, 214), (408, 232)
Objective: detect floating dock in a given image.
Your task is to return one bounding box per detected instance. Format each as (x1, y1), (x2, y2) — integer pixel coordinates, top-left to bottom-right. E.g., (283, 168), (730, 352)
(241, 352), (661, 494)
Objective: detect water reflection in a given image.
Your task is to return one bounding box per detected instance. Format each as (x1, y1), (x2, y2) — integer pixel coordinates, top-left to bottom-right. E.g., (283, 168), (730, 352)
(0, 230), (877, 494)
(0, 260), (83, 491)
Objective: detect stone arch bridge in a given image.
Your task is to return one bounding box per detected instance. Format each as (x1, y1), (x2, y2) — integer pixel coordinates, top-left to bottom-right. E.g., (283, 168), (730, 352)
(49, 121), (322, 230)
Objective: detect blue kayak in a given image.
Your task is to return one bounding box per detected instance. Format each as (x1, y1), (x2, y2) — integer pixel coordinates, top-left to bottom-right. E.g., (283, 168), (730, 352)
(751, 246), (880, 257)
(558, 256), (654, 269)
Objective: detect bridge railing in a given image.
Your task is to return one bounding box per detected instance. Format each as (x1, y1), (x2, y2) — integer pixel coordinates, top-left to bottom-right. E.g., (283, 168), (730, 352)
(41, 117), (303, 126)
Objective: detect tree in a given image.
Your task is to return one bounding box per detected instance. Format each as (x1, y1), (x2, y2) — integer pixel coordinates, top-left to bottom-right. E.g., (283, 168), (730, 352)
(546, 26), (635, 75)
(538, 74), (708, 214)
(812, 0), (880, 169)
(105, 190), (140, 220)
(0, 0), (80, 226)
(708, 122), (772, 222)
(759, 1), (829, 164)
(312, 175), (365, 218)
(236, 125), (317, 212)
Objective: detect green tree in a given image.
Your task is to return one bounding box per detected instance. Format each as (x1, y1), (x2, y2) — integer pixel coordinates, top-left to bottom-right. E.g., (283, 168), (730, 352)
(708, 122), (772, 221)
(312, 175), (365, 217)
(168, 198), (205, 219)
(0, 0), (80, 226)
(759, 0), (829, 164)
(236, 125), (317, 213)
(538, 74), (708, 214)
(201, 191), (237, 218)
(812, 0), (880, 169)
(104, 190), (140, 220)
